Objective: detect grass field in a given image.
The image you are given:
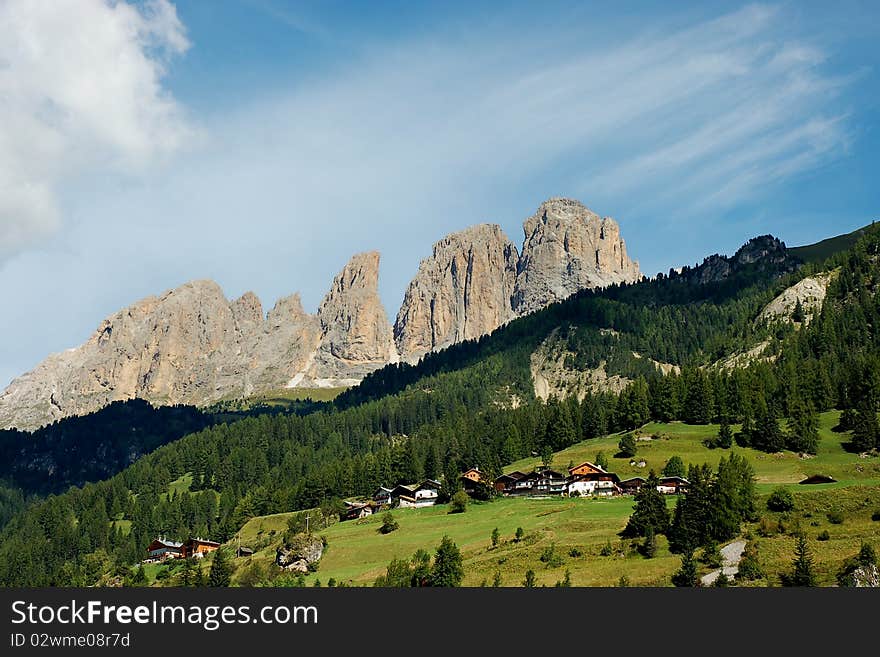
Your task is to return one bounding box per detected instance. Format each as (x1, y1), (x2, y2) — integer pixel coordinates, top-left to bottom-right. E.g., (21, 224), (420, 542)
(224, 410), (879, 587)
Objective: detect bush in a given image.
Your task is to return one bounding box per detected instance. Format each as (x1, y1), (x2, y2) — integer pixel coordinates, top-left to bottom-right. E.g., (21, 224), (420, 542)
(514, 527), (524, 542)
(539, 543), (564, 568)
(618, 433), (638, 458)
(568, 547), (583, 558)
(817, 530), (830, 541)
(599, 540), (614, 557)
(827, 511), (844, 525)
(450, 490), (469, 514)
(379, 513), (399, 534)
(872, 510), (880, 522)
(767, 487), (795, 512)
(736, 541), (764, 581)
(757, 516), (778, 538)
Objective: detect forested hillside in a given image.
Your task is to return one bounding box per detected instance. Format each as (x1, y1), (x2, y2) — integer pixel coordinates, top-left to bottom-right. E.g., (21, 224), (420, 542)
(2, 226), (879, 586)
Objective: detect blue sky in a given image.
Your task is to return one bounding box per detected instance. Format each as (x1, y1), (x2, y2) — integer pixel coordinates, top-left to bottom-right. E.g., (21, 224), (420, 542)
(0, 0), (878, 387)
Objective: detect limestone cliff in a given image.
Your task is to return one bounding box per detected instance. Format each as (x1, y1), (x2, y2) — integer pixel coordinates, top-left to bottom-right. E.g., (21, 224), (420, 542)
(512, 198), (641, 315)
(394, 224), (518, 362)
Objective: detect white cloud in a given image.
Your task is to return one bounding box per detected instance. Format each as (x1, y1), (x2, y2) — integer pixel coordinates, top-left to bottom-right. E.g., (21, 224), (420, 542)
(0, 0), (192, 264)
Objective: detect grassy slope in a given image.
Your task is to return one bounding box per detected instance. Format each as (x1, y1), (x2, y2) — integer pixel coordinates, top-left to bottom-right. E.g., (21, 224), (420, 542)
(228, 411), (880, 587)
(789, 223), (872, 264)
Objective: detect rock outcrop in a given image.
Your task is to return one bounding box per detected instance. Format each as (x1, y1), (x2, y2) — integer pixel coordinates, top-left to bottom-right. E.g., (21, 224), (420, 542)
(0, 197), (644, 430)
(275, 533), (324, 573)
(394, 224), (519, 362)
(756, 272), (834, 326)
(293, 252), (399, 387)
(512, 198), (641, 315)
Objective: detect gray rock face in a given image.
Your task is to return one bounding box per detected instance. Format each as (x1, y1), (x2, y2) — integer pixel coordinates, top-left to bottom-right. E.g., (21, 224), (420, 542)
(275, 533), (324, 573)
(295, 252), (398, 386)
(0, 197), (642, 429)
(394, 224), (518, 362)
(512, 198), (641, 315)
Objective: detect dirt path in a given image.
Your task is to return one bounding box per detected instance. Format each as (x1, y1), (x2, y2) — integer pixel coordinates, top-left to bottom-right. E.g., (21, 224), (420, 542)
(700, 540), (746, 586)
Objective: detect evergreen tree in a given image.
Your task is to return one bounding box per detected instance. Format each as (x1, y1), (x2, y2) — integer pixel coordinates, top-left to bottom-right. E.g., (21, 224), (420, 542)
(430, 536), (463, 587)
(130, 563), (147, 587)
(851, 398), (879, 452)
(787, 398), (819, 454)
(595, 451), (609, 471)
(180, 557), (196, 587)
(618, 433), (638, 459)
(622, 472), (670, 538)
(736, 541), (764, 582)
(792, 299), (806, 323)
(662, 456), (685, 478)
(784, 533), (817, 587)
(491, 527), (500, 548)
(671, 549), (699, 587)
(717, 422), (733, 449)
(208, 548), (233, 587)
(523, 569), (536, 587)
(753, 405), (785, 453)
(492, 570), (503, 587)
(639, 526), (657, 558)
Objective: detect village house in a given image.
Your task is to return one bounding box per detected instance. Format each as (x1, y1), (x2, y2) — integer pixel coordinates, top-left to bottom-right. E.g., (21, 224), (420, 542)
(657, 476), (689, 495)
(146, 537), (184, 561)
(534, 468), (567, 495)
(459, 467), (487, 494)
(373, 486), (394, 507)
(567, 471), (620, 497)
(493, 471), (527, 494)
(343, 501), (374, 520)
(396, 479), (441, 508)
(182, 537), (220, 559)
(619, 477), (645, 495)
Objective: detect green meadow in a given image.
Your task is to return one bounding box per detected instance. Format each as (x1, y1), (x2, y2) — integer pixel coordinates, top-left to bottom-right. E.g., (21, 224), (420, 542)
(224, 410), (880, 587)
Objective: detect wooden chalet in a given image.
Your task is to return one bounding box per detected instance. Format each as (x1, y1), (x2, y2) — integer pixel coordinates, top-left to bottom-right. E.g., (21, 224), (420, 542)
(183, 537), (220, 558)
(373, 486), (394, 506)
(619, 477), (645, 494)
(146, 537), (184, 561)
(534, 468), (567, 495)
(567, 471), (620, 497)
(494, 471), (527, 494)
(657, 476), (689, 495)
(342, 501), (373, 521)
(459, 467), (486, 494)
(395, 479), (441, 508)
(568, 461), (607, 477)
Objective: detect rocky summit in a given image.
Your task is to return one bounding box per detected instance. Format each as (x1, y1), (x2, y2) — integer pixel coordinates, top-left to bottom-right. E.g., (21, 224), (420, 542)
(0, 198), (641, 430)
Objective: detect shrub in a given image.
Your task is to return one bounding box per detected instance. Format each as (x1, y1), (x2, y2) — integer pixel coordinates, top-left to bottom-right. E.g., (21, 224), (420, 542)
(872, 510), (880, 522)
(523, 569), (536, 587)
(568, 547), (583, 558)
(817, 530), (830, 541)
(450, 490), (469, 514)
(514, 527), (524, 542)
(767, 487), (795, 512)
(491, 527), (500, 548)
(736, 541), (764, 581)
(827, 511), (844, 525)
(757, 516), (778, 538)
(379, 513), (399, 534)
(599, 540), (614, 557)
(540, 543), (564, 568)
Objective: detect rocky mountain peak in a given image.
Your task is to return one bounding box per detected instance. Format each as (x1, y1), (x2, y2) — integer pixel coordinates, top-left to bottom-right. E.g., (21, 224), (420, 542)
(394, 224), (519, 362)
(512, 197), (641, 315)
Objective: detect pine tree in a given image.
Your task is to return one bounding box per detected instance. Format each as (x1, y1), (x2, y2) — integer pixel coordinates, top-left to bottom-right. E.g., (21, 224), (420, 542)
(792, 299), (806, 323)
(180, 557), (196, 586)
(430, 536), (463, 587)
(622, 472), (670, 538)
(662, 456), (685, 478)
(851, 398), (879, 452)
(672, 549), (699, 587)
(785, 533), (817, 587)
(492, 570), (503, 587)
(208, 548), (233, 587)
(491, 527), (500, 548)
(640, 526), (657, 558)
(717, 422), (733, 449)
(595, 451), (609, 471)
(523, 569), (536, 587)
(787, 398), (819, 454)
(618, 433), (637, 458)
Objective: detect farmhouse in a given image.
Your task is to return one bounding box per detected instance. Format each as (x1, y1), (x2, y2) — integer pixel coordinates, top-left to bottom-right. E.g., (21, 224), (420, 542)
(657, 476), (689, 495)
(494, 471), (527, 494)
(146, 537), (184, 561)
(567, 471), (620, 497)
(343, 501), (373, 520)
(619, 477), (645, 494)
(460, 467), (487, 494)
(395, 479), (441, 508)
(534, 468), (568, 495)
(373, 486), (394, 506)
(183, 537), (220, 558)
(568, 461), (607, 477)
